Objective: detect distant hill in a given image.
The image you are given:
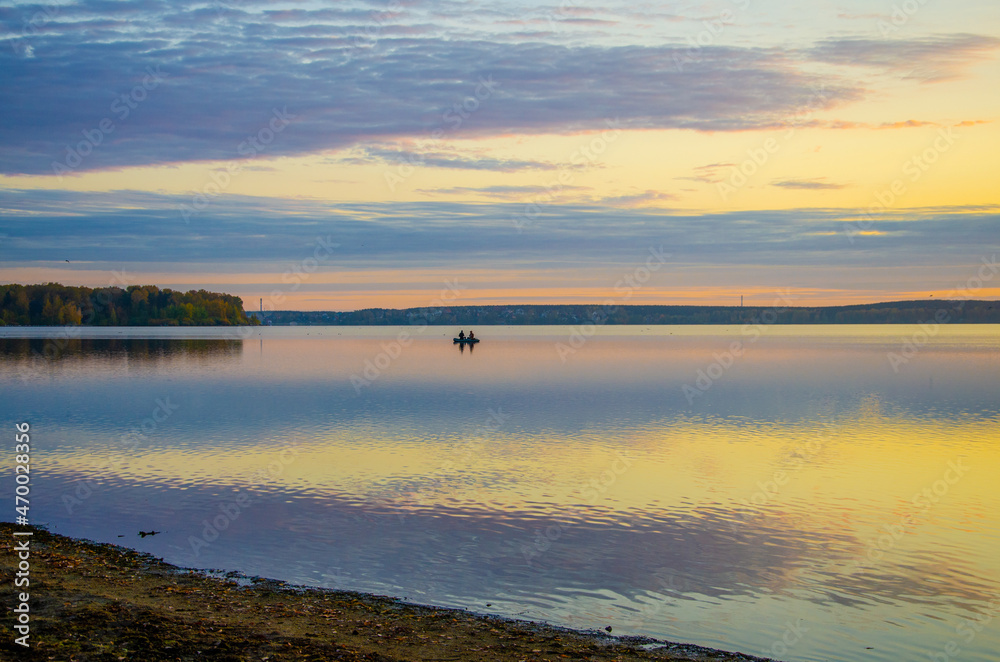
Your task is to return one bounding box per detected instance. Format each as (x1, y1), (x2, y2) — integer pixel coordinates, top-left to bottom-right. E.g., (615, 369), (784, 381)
(0, 283), (258, 326)
(251, 300), (1000, 326)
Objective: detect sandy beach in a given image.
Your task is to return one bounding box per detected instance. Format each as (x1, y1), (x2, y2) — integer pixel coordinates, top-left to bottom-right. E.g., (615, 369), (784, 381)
(1, 524), (771, 661)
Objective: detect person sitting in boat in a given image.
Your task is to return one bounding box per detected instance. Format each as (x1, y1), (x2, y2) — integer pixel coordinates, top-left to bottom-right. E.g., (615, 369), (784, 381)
(468, 330), (475, 340)
(458, 330), (466, 339)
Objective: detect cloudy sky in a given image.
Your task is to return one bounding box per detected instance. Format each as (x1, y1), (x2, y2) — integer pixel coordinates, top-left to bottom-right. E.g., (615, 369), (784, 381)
(1, 0), (998, 310)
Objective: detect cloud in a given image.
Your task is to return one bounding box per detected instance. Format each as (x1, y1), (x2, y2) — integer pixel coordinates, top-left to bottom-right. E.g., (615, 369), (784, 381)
(555, 17), (619, 26)
(343, 146), (563, 172)
(772, 179), (849, 190)
(877, 119), (936, 129)
(0, 0), (865, 175)
(836, 11), (885, 20)
(419, 185), (590, 199)
(803, 119), (944, 130)
(1, 189), (995, 271)
(808, 33), (1000, 83)
(598, 190), (677, 207)
(677, 163), (737, 184)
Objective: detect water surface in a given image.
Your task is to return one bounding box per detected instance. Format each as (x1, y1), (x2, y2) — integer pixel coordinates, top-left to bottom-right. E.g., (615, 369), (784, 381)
(1, 325), (998, 661)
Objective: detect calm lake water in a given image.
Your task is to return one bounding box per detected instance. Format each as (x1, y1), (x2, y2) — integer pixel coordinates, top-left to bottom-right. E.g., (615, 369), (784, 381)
(2, 325), (998, 661)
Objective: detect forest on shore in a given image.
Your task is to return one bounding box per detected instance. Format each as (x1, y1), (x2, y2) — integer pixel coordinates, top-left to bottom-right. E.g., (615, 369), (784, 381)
(0, 283), (256, 326)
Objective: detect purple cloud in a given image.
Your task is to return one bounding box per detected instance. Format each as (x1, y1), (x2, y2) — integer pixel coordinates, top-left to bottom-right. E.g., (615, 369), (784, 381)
(0, 1), (863, 175)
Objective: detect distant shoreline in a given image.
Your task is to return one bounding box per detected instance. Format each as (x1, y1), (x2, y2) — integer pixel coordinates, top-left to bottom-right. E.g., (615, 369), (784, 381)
(248, 299), (1000, 326)
(2, 295), (997, 327)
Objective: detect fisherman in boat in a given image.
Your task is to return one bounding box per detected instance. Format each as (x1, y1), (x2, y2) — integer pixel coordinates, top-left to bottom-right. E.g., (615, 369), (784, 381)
(468, 331), (475, 340)
(458, 330), (466, 339)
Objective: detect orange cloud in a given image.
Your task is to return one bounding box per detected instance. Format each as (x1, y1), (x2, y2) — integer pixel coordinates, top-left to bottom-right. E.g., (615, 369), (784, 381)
(878, 119), (937, 129)
(821, 119), (938, 130)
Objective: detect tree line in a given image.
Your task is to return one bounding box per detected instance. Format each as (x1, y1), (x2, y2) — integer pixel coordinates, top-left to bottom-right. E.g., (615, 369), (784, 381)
(0, 283), (257, 326)
(255, 300), (1000, 326)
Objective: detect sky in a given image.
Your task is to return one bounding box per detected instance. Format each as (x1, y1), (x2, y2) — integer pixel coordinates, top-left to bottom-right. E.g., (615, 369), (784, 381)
(1, 0), (998, 311)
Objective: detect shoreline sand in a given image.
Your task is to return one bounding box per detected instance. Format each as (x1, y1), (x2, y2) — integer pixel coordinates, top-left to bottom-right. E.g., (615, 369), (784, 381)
(1, 524), (774, 661)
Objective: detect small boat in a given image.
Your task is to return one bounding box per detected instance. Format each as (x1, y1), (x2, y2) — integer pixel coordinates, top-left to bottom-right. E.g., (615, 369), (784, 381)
(453, 337), (480, 344)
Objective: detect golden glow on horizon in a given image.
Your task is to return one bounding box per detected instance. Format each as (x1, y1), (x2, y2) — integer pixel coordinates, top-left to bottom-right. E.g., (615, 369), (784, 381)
(4, 119), (997, 212)
(3, 266), (998, 310)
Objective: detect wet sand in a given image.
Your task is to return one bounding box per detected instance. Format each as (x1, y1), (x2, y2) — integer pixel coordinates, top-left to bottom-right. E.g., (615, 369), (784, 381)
(1, 524), (771, 661)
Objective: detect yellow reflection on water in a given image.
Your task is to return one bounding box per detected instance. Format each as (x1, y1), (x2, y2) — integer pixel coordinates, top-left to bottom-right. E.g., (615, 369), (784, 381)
(47, 405), (999, 551)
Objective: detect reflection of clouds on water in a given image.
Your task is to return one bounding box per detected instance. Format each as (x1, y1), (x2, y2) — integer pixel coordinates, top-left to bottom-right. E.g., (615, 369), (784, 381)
(3, 327), (999, 661)
(31, 470), (997, 641)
